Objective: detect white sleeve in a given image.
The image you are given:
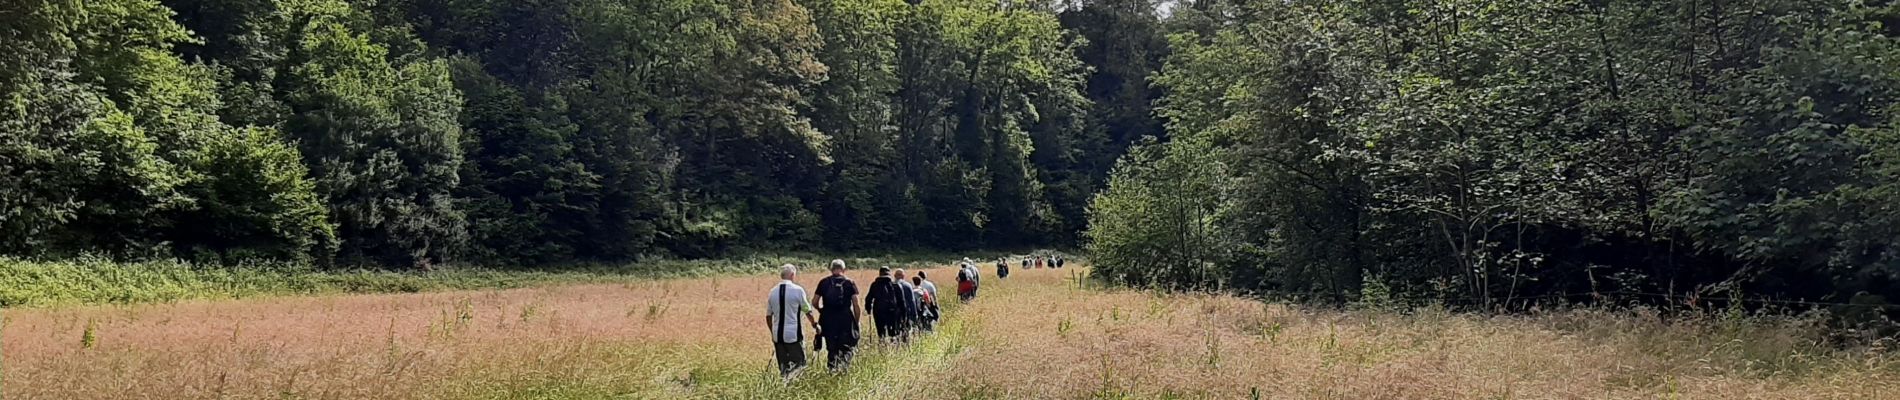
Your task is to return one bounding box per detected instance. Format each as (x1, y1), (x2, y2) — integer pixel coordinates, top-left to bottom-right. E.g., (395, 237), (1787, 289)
(765, 289), (777, 317)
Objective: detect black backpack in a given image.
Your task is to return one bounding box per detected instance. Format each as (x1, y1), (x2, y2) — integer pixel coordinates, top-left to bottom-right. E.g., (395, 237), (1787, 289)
(873, 278), (906, 314)
(819, 277), (853, 314)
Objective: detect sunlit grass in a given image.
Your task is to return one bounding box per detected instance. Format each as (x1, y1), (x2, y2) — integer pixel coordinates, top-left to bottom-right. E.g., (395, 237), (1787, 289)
(3, 263), (1894, 399)
(0, 252), (1000, 308)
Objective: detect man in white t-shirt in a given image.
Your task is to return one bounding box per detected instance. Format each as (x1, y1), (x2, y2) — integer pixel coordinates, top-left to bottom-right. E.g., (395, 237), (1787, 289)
(765, 264), (817, 377)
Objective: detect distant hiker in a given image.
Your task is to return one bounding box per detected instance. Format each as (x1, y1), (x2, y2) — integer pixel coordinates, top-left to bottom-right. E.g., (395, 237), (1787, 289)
(812, 259), (862, 371)
(1056, 256), (1065, 269)
(996, 258), (1010, 279)
(956, 263), (977, 302)
(967, 261), (980, 288)
(865, 266), (910, 342)
(911, 275), (938, 331)
(1022, 257), (1031, 270)
(894, 268), (923, 341)
(765, 264), (818, 378)
(915, 271), (939, 306)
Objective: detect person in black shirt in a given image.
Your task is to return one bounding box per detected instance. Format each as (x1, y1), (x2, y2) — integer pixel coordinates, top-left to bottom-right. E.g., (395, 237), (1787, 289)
(811, 259), (863, 372)
(864, 266), (910, 343)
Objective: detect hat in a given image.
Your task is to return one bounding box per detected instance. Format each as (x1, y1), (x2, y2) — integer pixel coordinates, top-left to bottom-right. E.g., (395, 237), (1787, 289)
(878, 266), (891, 275)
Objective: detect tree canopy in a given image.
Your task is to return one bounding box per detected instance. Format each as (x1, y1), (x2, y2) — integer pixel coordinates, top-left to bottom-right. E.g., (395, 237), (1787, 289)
(3, 0), (1115, 266)
(1088, 0), (1900, 315)
(5, 0), (1897, 316)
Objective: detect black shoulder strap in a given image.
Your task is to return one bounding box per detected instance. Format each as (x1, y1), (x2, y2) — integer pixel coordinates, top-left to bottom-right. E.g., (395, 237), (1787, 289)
(771, 282), (786, 343)
(775, 282), (798, 343)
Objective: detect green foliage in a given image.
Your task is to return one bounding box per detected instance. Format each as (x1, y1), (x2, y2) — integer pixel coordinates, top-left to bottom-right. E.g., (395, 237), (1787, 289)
(1088, 0), (1900, 313)
(2, 0), (331, 262)
(5, 0), (1106, 267)
(170, 126), (336, 262)
(18, 0), (1896, 320)
(278, 1), (469, 266)
(1086, 139), (1226, 290)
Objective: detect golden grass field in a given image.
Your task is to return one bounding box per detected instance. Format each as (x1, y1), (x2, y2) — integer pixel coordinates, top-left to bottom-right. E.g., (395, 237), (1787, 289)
(3, 263), (1896, 399)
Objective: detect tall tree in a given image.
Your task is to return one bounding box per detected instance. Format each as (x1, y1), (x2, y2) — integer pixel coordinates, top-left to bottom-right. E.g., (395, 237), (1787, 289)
(3, 0), (332, 261)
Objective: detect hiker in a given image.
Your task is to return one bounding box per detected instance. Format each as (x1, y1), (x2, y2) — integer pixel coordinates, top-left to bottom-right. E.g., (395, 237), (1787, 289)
(864, 266), (910, 343)
(996, 258), (1010, 279)
(1022, 257), (1031, 270)
(1056, 255), (1065, 269)
(894, 268), (922, 341)
(967, 261), (979, 289)
(915, 271), (939, 308)
(911, 275), (938, 331)
(811, 259), (862, 371)
(765, 264), (818, 378)
(956, 263), (977, 302)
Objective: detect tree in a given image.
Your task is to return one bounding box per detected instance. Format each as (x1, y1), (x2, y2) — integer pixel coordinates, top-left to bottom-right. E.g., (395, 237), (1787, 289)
(274, 0), (468, 266)
(3, 0), (331, 261)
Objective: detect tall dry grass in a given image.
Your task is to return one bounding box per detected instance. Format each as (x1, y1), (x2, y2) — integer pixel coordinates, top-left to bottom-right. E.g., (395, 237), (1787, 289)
(0, 252), (988, 308)
(947, 269), (1898, 399)
(3, 263), (1894, 399)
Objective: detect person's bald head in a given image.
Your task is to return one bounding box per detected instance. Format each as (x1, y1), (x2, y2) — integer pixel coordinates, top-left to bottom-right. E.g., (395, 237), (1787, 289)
(894, 268), (907, 280)
(779, 264), (797, 280)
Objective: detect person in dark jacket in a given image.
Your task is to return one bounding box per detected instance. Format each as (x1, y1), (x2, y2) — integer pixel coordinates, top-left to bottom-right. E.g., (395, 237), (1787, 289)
(811, 259), (862, 371)
(893, 268), (922, 342)
(864, 267), (910, 343)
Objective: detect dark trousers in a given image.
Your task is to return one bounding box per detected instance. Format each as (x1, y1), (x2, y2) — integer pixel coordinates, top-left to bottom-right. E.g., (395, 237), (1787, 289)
(918, 305), (938, 331)
(821, 326), (859, 371)
(774, 341), (806, 377)
(874, 315), (902, 341)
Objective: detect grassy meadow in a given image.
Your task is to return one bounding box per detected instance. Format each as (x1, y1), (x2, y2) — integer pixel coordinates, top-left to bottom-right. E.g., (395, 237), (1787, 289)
(3, 262), (1897, 399)
(0, 253), (989, 308)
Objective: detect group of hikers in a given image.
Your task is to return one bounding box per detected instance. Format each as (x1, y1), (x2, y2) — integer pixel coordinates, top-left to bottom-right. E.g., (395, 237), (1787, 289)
(994, 254), (1063, 279)
(764, 258), (992, 377)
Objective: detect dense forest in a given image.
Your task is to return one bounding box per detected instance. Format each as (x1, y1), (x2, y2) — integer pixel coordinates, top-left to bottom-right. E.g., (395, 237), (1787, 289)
(1088, 0), (1900, 315)
(3, 0), (1158, 266)
(6, 0), (1900, 314)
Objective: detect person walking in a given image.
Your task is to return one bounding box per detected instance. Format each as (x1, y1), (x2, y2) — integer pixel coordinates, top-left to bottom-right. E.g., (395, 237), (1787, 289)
(996, 258), (1010, 279)
(811, 259), (862, 371)
(864, 267), (910, 343)
(967, 262), (980, 294)
(915, 271), (939, 307)
(765, 264), (818, 378)
(893, 268), (922, 342)
(956, 263), (977, 302)
(911, 275), (938, 331)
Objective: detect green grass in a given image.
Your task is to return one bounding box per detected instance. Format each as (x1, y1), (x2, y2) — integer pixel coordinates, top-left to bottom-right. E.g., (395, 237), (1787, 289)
(0, 252), (1009, 308)
(445, 301), (979, 399)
